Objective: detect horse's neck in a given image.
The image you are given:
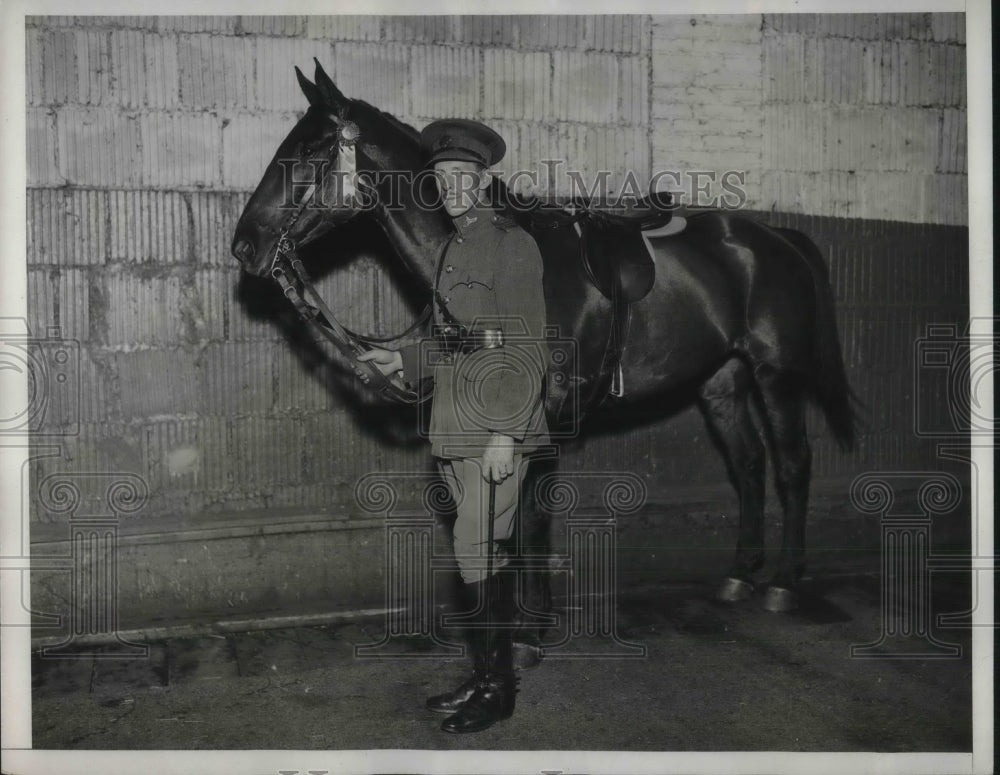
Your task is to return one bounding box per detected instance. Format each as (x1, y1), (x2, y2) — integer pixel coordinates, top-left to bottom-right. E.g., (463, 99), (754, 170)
(370, 185), (451, 291)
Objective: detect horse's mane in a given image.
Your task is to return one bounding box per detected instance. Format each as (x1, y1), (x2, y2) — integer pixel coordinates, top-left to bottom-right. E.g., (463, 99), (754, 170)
(351, 99), (421, 149)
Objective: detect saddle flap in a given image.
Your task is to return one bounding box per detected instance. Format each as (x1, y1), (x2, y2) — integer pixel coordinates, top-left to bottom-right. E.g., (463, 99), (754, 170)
(578, 219), (656, 304)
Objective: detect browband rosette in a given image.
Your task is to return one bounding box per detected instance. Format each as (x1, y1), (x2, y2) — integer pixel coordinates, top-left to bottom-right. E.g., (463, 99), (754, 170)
(338, 120), (361, 147)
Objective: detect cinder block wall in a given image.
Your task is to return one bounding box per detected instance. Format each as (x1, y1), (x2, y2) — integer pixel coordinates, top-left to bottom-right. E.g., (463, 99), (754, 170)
(24, 15), (969, 627)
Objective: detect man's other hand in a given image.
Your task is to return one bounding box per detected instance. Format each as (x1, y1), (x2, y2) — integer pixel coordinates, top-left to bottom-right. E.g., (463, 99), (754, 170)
(482, 433), (516, 483)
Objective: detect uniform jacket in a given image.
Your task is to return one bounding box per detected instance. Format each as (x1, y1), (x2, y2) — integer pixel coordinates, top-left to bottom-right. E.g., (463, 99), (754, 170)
(398, 200), (551, 460)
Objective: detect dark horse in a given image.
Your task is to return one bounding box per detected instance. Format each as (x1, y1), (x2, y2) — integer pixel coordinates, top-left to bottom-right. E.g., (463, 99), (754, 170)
(231, 61), (857, 616)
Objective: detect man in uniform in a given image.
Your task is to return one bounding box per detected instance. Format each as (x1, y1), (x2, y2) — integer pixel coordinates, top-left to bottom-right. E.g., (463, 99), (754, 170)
(357, 118), (550, 734)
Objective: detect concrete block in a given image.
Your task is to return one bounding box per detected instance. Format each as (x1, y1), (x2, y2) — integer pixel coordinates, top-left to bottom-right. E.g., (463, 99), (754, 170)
(55, 268), (90, 341)
(27, 108), (62, 186)
(815, 38), (866, 104)
(236, 15), (305, 37)
(619, 54), (648, 126)
(550, 123), (649, 200)
(762, 104), (826, 173)
(881, 13), (935, 40)
(301, 410), (388, 487)
(202, 341), (275, 416)
(484, 49), (551, 122)
(922, 172), (967, 226)
(220, 112), (295, 190)
(140, 112), (221, 189)
(382, 16), (451, 44)
(692, 54), (762, 92)
(665, 15), (762, 45)
(256, 38), (335, 113)
(857, 170), (925, 222)
(518, 15), (585, 50)
(56, 107), (142, 187)
(334, 43), (408, 118)
(142, 33), (180, 109)
(116, 348), (205, 419)
(26, 269), (54, 341)
(586, 15), (644, 54)
(456, 15), (518, 47)
(144, 416), (230, 492)
(108, 30), (146, 109)
(652, 83), (760, 108)
(185, 269), (227, 342)
(230, 416), (304, 489)
(273, 345), (330, 414)
(940, 43), (966, 109)
(27, 188), (105, 266)
(158, 16), (237, 34)
(931, 13), (965, 44)
(76, 347), (116, 424)
(26, 28), (43, 105)
(103, 271), (186, 347)
(107, 190), (192, 265)
(76, 16), (158, 31)
(177, 34), (255, 110)
(27, 15), (76, 27)
(189, 192), (247, 267)
(550, 51), (618, 123)
(650, 94), (695, 121)
(763, 14), (816, 35)
(75, 28), (114, 106)
(306, 16), (382, 41)
(507, 122), (553, 195)
(41, 30), (76, 104)
(937, 107), (967, 174)
(411, 45), (479, 120)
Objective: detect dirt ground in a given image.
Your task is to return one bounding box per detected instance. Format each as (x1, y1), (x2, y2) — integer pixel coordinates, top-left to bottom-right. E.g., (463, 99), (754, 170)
(29, 567), (973, 755)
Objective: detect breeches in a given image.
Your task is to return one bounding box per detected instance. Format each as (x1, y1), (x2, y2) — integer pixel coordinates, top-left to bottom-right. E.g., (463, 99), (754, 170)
(437, 454), (524, 584)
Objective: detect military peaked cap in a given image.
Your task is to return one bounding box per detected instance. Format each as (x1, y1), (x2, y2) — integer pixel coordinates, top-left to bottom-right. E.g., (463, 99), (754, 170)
(420, 119), (506, 168)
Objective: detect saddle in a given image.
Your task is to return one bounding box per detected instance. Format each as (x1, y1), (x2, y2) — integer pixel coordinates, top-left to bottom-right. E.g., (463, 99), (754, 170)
(527, 192), (681, 304)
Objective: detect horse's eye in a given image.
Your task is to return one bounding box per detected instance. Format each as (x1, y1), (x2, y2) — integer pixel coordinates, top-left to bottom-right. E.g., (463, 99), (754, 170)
(301, 144), (314, 156)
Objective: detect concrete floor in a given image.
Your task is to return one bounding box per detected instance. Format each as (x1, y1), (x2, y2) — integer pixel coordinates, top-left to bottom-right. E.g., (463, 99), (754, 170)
(31, 570), (972, 753)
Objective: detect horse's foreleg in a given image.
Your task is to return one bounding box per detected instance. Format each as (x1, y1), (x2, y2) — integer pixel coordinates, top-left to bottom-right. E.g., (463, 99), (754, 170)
(698, 358), (767, 602)
(755, 366), (812, 612)
(510, 455), (558, 668)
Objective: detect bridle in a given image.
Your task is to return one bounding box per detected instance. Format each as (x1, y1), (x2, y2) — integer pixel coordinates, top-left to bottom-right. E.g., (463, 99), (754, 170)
(264, 110), (433, 406)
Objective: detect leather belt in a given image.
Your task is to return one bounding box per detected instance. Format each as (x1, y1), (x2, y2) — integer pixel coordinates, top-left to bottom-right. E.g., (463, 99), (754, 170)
(433, 325), (505, 355)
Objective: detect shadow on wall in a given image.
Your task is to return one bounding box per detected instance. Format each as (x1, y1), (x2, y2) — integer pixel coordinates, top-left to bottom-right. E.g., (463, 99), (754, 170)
(234, 216), (428, 449)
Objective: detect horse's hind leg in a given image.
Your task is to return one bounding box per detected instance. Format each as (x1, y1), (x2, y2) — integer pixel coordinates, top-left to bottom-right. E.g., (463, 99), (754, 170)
(698, 358), (767, 602)
(754, 365), (812, 612)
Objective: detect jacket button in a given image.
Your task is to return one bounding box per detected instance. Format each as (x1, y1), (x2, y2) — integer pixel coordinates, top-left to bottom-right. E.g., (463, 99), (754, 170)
(456, 236), (464, 244)
(443, 296), (451, 303)
(445, 265), (454, 273)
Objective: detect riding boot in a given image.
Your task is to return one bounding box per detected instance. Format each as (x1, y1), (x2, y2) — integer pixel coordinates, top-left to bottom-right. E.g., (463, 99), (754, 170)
(425, 578), (490, 713)
(440, 569), (518, 733)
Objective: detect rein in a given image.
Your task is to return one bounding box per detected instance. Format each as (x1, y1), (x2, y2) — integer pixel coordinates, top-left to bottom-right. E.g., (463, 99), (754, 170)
(264, 111), (433, 406)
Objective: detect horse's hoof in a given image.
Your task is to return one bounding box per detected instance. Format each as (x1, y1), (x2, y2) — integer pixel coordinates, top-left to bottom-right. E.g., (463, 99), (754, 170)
(513, 641), (543, 671)
(762, 586), (798, 613)
(716, 577), (754, 603)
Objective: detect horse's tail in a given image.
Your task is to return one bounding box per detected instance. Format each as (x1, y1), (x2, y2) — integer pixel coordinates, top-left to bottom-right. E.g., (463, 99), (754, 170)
(778, 228), (860, 451)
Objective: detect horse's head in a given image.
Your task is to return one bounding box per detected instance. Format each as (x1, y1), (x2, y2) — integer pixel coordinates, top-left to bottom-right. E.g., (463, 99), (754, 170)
(231, 59), (428, 277)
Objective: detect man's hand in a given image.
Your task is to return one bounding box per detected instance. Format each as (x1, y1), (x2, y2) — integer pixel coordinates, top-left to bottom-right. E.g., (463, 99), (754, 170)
(355, 348), (403, 384)
(482, 433), (516, 483)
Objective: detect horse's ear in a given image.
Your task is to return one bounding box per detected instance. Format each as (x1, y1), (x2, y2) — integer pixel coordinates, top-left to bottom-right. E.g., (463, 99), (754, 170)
(295, 66), (323, 107)
(313, 58), (347, 112)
